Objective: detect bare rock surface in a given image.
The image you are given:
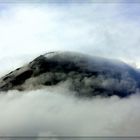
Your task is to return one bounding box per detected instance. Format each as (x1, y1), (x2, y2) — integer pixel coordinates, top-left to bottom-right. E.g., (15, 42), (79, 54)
(0, 51), (140, 97)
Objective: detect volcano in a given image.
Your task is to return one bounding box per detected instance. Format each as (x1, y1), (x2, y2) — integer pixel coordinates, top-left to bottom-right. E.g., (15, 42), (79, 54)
(0, 51), (140, 97)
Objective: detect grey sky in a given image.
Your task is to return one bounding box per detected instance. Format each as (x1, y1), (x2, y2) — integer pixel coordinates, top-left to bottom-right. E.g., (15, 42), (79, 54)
(0, 2), (140, 73)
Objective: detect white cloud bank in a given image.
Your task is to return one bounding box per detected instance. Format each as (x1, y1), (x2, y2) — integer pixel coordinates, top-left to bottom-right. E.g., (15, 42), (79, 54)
(0, 89), (140, 138)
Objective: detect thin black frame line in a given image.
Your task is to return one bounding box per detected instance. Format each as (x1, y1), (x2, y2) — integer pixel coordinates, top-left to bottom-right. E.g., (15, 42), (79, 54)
(0, 136), (140, 138)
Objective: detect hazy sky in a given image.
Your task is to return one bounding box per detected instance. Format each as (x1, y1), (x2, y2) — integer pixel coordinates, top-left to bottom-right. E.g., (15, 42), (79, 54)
(0, 2), (140, 71)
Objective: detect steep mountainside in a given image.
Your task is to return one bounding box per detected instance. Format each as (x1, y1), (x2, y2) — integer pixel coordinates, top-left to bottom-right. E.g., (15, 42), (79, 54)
(0, 51), (140, 97)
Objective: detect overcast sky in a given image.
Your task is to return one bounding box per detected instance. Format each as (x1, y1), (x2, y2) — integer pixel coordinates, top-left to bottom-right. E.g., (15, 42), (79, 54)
(0, 2), (140, 73)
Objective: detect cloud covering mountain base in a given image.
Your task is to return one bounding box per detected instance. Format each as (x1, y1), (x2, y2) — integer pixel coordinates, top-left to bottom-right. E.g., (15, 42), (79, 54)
(0, 88), (140, 138)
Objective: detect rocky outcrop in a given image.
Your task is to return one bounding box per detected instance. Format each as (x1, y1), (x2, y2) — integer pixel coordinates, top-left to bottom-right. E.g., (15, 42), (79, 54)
(0, 51), (140, 97)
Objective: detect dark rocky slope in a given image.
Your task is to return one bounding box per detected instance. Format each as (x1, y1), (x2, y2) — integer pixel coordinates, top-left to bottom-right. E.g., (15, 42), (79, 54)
(0, 51), (140, 97)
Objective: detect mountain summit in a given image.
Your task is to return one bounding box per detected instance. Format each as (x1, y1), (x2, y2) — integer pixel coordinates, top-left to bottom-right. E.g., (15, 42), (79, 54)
(0, 51), (140, 97)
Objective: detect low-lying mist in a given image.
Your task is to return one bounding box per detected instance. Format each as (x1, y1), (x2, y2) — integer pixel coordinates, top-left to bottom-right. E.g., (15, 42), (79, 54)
(0, 86), (140, 138)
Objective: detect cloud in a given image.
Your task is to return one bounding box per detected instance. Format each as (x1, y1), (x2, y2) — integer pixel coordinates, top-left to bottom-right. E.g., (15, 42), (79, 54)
(0, 3), (140, 138)
(0, 89), (140, 138)
(0, 3), (140, 69)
